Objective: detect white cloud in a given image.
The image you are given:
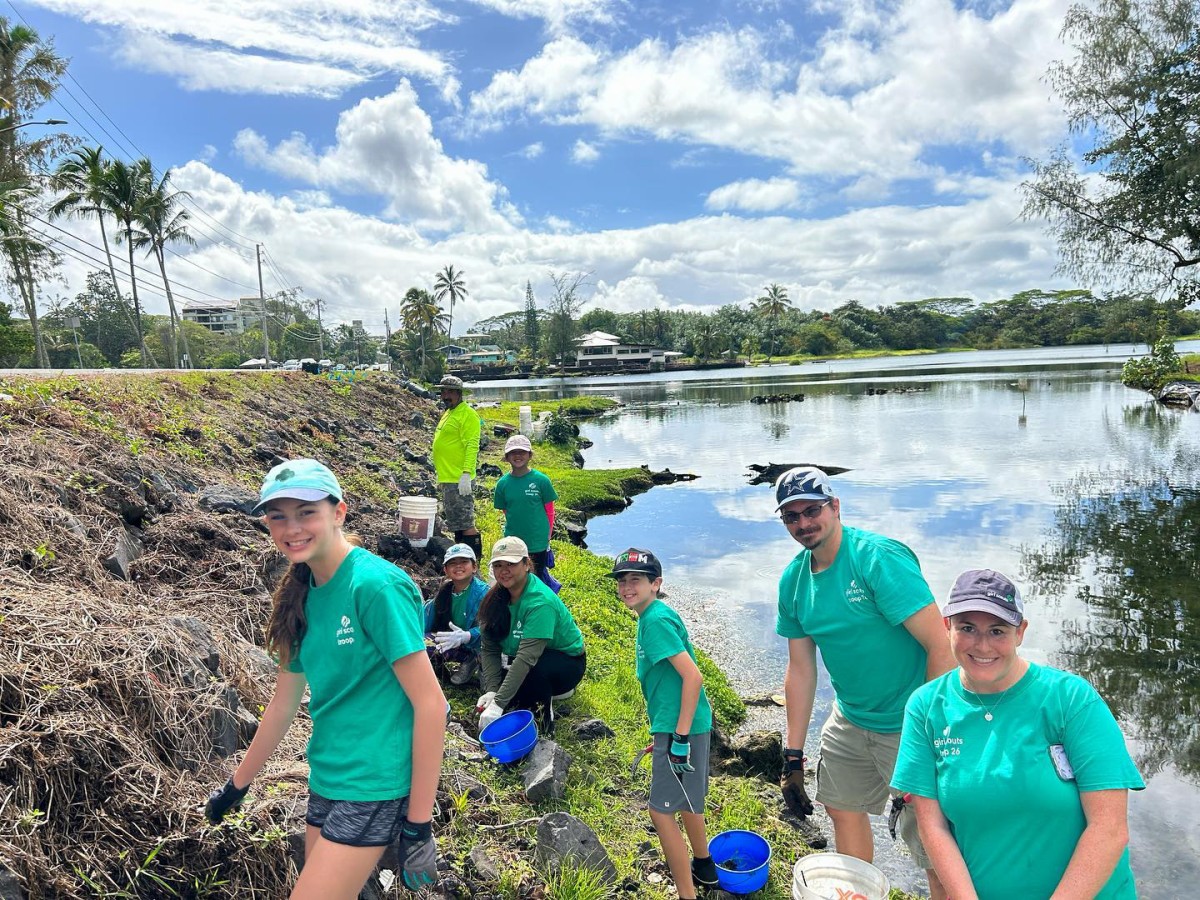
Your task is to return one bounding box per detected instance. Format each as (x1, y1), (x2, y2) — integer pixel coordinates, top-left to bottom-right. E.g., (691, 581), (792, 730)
(198, 144), (217, 163)
(518, 142), (545, 159)
(32, 0), (452, 95)
(464, 0), (617, 32)
(706, 177), (801, 212)
(467, 0), (1071, 182)
(233, 82), (516, 232)
(570, 139), (599, 164)
(117, 32), (368, 97)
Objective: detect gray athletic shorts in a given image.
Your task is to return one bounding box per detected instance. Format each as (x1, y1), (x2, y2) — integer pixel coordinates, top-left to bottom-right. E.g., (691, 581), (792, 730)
(648, 731), (710, 815)
(439, 482), (476, 532)
(305, 791), (409, 847)
(814, 703), (930, 869)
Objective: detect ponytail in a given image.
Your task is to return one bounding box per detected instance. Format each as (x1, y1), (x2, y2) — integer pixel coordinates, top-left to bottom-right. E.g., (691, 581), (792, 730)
(267, 562), (311, 667)
(477, 581), (513, 642)
(431, 580), (455, 632)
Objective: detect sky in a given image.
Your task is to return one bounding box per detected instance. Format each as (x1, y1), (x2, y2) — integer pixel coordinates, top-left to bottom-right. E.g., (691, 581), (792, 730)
(13, 0), (1083, 336)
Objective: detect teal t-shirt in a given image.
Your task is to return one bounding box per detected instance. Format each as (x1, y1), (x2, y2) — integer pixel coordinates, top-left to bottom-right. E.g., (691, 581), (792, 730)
(636, 599), (712, 735)
(494, 469), (558, 553)
(502, 574), (584, 657)
(287, 547), (427, 800)
(775, 526), (934, 732)
(892, 664), (1145, 900)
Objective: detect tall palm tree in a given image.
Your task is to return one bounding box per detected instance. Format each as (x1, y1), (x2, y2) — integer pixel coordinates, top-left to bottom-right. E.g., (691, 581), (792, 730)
(102, 158), (156, 367)
(753, 283), (792, 361)
(133, 167), (194, 368)
(49, 146), (144, 340)
(400, 287), (448, 375)
(0, 19), (67, 368)
(433, 264), (467, 339)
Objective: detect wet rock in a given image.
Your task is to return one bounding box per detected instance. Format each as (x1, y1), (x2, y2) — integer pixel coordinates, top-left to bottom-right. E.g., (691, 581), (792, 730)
(649, 468), (699, 485)
(1158, 380), (1200, 408)
(741, 692), (785, 707)
(564, 521), (588, 547)
(102, 526), (143, 581)
(535, 812), (617, 884)
(751, 392), (805, 404)
(745, 462), (852, 485)
(478, 463), (503, 479)
(198, 484), (259, 515)
(573, 718), (615, 741)
(524, 739), (572, 802)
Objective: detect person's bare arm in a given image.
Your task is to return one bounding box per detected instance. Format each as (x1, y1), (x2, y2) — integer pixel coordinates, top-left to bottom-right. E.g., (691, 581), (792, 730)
(902, 604), (956, 681)
(784, 636), (817, 750)
(666, 651), (703, 736)
(1049, 789), (1130, 900)
(232, 669), (307, 788)
(392, 652), (448, 823)
(912, 795), (979, 900)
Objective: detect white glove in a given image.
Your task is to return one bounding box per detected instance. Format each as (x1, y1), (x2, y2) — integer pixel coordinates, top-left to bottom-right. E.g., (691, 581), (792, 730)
(457, 474), (472, 496)
(433, 623), (470, 651)
(475, 691), (496, 712)
(479, 700), (504, 732)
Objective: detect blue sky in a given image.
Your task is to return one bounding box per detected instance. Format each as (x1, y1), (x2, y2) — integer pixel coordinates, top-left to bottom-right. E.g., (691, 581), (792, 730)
(13, 0), (1079, 334)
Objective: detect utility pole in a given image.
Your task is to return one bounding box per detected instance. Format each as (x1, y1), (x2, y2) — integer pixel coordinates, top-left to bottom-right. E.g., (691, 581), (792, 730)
(384, 307), (392, 343)
(352, 319), (363, 367)
(256, 244), (270, 366)
(313, 297), (326, 359)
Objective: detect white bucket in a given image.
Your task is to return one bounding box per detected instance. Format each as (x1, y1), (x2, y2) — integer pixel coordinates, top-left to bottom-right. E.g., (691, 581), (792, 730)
(792, 853), (890, 900)
(397, 496), (439, 548)
(518, 405), (533, 435)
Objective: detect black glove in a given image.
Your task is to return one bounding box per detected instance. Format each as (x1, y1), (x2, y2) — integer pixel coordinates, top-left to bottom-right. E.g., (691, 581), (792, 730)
(888, 793), (911, 841)
(781, 752), (813, 819)
(398, 819), (437, 890)
(205, 777), (249, 823)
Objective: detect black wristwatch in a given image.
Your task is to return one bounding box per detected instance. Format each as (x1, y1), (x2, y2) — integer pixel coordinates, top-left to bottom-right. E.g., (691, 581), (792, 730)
(783, 747), (806, 771)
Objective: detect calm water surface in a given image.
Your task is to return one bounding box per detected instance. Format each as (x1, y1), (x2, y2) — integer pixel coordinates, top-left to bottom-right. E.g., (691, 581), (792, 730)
(474, 344), (1200, 898)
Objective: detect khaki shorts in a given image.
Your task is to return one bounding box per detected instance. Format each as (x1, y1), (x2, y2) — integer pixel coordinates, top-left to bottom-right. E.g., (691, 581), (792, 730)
(815, 703), (930, 869)
(439, 482), (476, 532)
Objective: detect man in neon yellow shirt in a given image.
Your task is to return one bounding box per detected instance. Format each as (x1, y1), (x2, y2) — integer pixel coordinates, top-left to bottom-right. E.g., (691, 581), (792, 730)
(431, 375), (481, 562)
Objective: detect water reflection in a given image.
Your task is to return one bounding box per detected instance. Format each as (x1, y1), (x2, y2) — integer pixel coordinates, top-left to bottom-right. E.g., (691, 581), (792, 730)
(1024, 471), (1200, 781)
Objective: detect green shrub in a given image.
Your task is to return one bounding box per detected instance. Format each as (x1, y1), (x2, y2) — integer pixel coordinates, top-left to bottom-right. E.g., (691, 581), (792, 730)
(543, 408), (577, 444)
(1121, 338), (1182, 391)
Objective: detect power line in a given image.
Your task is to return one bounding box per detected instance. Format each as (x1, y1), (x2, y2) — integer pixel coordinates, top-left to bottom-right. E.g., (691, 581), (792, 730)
(164, 245), (258, 291)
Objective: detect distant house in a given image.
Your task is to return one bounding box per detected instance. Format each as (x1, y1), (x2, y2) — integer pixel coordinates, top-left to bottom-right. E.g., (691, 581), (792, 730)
(573, 330), (670, 369)
(448, 344), (517, 368)
(183, 297), (281, 335)
(182, 301), (241, 334)
(437, 344), (470, 359)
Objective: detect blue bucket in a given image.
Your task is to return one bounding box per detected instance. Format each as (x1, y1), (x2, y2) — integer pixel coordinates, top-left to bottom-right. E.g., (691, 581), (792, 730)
(709, 829), (772, 894)
(479, 709), (538, 763)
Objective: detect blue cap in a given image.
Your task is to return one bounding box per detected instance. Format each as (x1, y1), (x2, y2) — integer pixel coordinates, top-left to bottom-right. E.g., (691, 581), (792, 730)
(252, 458), (342, 515)
(774, 466), (836, 511)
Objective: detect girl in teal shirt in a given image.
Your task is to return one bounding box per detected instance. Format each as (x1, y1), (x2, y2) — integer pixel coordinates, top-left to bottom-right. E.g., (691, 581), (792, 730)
(892, 569), (1144, 900)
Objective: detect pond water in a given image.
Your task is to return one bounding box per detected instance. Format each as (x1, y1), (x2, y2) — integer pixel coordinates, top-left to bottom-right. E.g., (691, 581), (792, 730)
(472, 342), (1200, 898)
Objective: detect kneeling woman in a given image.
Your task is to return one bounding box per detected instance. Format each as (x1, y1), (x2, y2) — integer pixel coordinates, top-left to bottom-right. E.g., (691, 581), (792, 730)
(892, 569), (1144, 900)
(205, 460), (446, 899)
(475, 536), (586, 734)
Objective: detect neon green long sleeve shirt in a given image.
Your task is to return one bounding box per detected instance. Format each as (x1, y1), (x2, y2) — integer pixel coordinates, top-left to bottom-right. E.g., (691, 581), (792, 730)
(432, 402), (480, 483)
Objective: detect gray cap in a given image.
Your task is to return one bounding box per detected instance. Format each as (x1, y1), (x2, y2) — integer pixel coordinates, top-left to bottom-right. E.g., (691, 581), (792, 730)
(504, 433), (532, 456)
(942, 569), (1025, 626)
(774, 466), (836, 511)
(438, 374), (465, 390)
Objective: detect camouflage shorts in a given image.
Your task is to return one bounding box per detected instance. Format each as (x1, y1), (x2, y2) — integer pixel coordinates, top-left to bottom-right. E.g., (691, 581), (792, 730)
(439, 481), (476, 532)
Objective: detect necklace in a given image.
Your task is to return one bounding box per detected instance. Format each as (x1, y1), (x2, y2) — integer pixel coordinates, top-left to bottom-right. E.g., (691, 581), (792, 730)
(964, 678), (1013, 721)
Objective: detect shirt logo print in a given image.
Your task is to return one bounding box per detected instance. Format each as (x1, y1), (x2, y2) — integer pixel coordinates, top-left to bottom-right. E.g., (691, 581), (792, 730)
(336, 614), (356, 647)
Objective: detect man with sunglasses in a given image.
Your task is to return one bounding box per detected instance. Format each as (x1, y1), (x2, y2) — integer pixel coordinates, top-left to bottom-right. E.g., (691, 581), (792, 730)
(774, 466), (952, 900)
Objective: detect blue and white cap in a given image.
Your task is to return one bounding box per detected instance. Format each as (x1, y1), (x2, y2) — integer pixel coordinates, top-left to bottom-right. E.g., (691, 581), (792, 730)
(774, 466), (836, 511)
(942, 569), (1024, 626)
(443, 542), (477, 565)
(252, 458), (342, 515)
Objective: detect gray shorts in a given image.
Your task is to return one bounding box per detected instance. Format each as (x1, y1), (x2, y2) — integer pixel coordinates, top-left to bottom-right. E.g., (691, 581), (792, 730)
(439, 482), (476, 532)
(305, 791), (409, 847)
(648, 731), (710, 815)
(814, 704), (929, 868)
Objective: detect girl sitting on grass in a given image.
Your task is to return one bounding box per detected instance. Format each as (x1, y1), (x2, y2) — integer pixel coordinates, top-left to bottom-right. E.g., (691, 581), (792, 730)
(424, 542), (488, 686)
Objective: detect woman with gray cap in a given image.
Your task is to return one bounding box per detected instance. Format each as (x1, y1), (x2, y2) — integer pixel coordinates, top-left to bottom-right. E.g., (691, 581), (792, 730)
(891, 569), (1144, 900)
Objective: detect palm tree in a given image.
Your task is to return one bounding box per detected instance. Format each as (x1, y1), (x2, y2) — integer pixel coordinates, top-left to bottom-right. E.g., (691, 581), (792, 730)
(433, 264), (468, 339)
(101, 158), (156, 367)
(49, 146), (145, 340)
(0, 19), (67, 368)
(133, 167), (194, 368)
(400, 287), (448, 375)
(753, 283), (792, 361)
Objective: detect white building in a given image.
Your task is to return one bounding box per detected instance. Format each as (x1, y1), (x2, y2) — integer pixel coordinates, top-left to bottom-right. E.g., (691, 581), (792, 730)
(182, 300), (241, 334)
(573, 331), (669, 369)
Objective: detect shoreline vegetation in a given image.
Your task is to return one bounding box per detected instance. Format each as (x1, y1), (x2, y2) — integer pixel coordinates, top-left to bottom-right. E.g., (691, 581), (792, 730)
(0, 372), (913, 899)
